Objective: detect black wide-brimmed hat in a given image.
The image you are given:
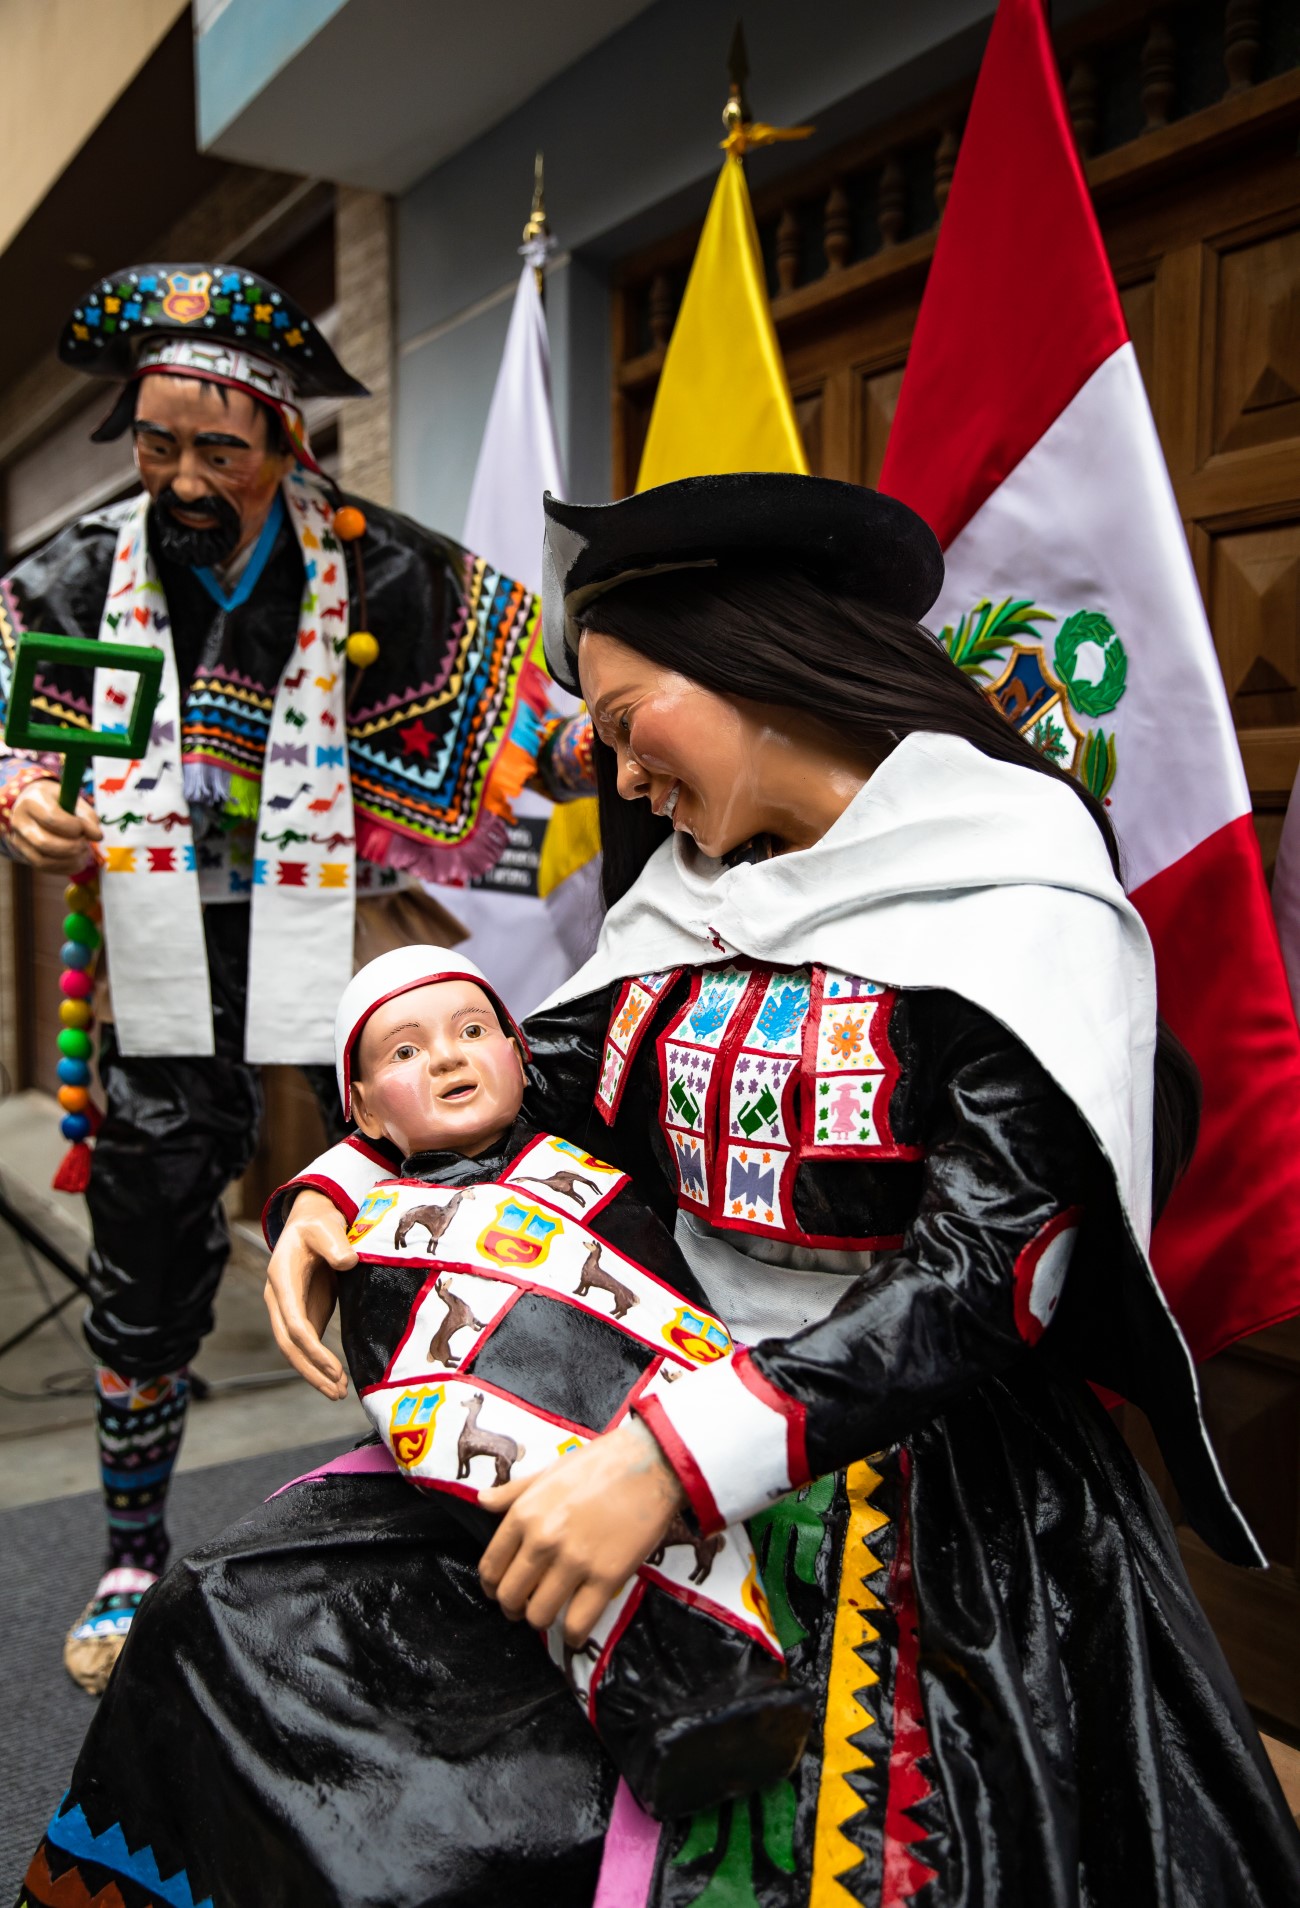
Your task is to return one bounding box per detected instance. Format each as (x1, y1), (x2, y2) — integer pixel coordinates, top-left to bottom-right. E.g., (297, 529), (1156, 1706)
(541, 473), (944, 693)
(59, 263), (367, 399)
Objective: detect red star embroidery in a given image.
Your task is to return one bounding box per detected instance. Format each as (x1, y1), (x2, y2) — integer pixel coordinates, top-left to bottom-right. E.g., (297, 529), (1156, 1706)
(400, 719), (435, 759)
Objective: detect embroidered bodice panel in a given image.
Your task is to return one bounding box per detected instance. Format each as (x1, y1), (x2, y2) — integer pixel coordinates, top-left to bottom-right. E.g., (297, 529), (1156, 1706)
(594, 962), (930, 1253)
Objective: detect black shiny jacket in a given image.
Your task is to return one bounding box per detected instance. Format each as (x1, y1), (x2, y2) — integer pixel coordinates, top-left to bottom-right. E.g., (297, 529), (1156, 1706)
(520, 975), (1258, 1566)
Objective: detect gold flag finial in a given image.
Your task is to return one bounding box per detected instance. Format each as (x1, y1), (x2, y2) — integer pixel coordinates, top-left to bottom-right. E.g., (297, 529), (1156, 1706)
(721, 18), (814, 158)
(521, 151), (551, 295)
(723, 20), (752, 136)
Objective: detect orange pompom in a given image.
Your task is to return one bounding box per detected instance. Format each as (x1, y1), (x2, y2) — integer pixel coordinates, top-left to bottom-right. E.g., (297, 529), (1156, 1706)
(58, 1085), (90, 1113)
(333, 505), (367, 541)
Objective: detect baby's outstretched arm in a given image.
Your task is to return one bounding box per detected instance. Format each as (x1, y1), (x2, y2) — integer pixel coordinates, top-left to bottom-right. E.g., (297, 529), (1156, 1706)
(265, 1189), (358, 1398)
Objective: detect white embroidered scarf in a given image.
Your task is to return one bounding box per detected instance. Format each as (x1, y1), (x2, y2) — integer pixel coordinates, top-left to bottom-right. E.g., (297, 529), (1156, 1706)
(93, 469), (355, 1062)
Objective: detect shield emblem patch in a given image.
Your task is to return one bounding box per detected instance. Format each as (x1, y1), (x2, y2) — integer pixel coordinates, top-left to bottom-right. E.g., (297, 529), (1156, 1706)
(389, 1385), (444, 1468)
(348, 1186), (399, 1244)
(477, 1198), (561, 1269)
(663, 1306), (732, 1364)
(160, 271), (212, 324)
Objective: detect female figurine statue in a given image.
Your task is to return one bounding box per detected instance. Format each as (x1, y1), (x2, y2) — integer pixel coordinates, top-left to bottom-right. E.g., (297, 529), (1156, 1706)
(22, 475), (1300, 1908)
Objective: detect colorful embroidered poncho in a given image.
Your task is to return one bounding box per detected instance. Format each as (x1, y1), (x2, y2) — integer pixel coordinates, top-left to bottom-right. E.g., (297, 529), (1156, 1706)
(0, 490), (549, 890)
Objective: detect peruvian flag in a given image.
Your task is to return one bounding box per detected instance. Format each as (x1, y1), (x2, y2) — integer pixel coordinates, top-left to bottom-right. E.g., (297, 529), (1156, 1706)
(880, 0), (1300, 1361)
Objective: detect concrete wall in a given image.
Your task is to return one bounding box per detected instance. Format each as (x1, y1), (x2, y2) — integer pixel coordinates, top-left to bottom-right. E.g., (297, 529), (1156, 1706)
(392, 0), (1028, 535)
(0, 0), (187, 255)
(195, 0), (350, 151)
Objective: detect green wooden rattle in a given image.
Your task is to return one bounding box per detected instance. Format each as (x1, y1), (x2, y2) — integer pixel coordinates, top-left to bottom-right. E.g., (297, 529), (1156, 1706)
(4, 632), (164, 1190)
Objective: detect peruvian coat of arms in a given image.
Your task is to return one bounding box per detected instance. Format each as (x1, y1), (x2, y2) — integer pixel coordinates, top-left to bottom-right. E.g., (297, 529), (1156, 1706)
(939, 598), (1128, 800)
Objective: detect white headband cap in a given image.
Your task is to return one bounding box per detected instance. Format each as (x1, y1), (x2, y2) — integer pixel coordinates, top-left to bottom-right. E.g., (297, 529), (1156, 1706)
(335, 945), (527, 1111)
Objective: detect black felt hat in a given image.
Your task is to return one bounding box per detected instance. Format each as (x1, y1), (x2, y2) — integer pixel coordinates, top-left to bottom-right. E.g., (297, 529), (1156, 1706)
(541, 473), (945, 692)
(58, 262), (368, 401)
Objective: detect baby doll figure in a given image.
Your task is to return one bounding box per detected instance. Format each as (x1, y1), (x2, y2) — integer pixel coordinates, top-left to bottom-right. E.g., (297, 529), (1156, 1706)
(308, 945), (813, 1820)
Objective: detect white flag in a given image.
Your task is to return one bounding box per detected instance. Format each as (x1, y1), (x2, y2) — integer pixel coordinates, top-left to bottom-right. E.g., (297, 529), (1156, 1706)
(463, 265), (565, 595)
(452, 263), (599, 1016)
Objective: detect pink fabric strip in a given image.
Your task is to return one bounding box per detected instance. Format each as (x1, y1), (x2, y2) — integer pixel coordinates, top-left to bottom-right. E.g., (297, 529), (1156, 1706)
(592, 1780), (662, 1908)
(268, 1442), (399, 1498)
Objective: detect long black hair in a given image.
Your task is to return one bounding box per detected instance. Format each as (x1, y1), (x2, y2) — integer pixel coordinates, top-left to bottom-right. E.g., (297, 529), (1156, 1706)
(576, 561), (1199, 1213)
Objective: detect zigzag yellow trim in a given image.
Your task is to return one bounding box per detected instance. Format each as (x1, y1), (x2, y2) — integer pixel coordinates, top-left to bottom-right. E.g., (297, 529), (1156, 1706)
(810, 1457), (891, 1905)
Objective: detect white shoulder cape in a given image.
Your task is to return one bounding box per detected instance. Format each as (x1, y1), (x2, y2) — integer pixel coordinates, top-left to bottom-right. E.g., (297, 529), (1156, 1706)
(539, 730), (1156, 1248)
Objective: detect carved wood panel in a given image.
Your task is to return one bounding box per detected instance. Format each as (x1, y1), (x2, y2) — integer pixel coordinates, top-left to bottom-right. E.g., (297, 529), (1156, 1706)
(1213, 224), (1300, 457)
(1209, 518), (1300, 732)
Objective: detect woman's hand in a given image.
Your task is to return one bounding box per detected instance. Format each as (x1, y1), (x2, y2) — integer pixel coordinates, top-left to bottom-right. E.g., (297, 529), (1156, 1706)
(263, 1188), (358, 1399)
(8, 780), (102, 873)
(478, 1417), (685, 1647)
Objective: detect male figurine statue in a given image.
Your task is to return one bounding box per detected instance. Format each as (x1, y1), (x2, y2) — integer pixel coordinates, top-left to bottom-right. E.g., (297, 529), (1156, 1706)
(0, 262), (546, 1688)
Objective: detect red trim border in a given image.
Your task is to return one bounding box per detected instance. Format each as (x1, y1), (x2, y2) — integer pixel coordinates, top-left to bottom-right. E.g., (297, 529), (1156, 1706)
(635, 1391), (724, 1536)
(261, 1172), (357, 1247)
(1011, 1204), (1082, 1345)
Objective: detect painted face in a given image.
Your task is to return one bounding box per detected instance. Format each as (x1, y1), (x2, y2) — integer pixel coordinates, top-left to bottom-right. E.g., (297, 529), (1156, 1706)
(350, 980), (525, 1160)
(579, 629), (782, 859)
(132, 372), (295, 566)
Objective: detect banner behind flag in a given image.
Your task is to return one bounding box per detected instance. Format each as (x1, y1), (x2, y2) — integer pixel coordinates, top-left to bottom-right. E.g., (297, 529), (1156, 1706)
(636, 153), (808, 491)
(457, 263), (599, 1014)
(880, 0), (1300, 1361)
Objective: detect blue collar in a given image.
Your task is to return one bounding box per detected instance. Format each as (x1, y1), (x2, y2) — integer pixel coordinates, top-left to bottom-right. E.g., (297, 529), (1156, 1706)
(192, 491), (285, 612)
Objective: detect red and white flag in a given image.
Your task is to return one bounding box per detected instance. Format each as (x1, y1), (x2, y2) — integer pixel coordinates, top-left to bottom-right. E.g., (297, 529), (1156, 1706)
(880, 0), (1300, 1361)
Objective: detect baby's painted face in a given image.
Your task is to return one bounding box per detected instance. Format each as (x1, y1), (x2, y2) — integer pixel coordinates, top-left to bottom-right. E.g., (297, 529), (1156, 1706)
(350, 979), (524, 1159)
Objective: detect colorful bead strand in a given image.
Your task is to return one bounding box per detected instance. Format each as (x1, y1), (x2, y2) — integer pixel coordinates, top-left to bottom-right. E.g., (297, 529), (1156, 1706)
(53, 865), (103, 1193)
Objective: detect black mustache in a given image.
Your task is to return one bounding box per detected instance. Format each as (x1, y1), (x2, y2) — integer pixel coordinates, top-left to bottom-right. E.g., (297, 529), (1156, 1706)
(153, 486), (243, 568)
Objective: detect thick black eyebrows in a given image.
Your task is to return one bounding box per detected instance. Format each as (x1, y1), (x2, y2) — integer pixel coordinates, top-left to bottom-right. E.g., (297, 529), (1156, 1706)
(130, 421), (252, 449)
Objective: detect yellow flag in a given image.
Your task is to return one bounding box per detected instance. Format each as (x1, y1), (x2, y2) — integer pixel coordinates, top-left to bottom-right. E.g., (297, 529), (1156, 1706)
(636, 153), (808, 490)
(538, 788), (602, 899)
(542, 155), (804, 907)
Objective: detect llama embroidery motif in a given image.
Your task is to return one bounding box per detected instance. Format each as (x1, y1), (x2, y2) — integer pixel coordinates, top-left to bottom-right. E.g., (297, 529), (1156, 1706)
(394, 1188), (467, 1252)
(456, 1394), (525, 1485)
(427, 1277), (488, 1367)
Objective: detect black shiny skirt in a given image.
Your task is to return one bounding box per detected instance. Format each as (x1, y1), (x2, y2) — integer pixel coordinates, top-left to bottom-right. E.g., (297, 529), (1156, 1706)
(20, 1370), (1300, 1908)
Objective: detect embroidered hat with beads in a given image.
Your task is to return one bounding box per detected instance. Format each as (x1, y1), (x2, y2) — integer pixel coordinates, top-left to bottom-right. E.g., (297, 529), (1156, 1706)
(58, 262), (369, 477)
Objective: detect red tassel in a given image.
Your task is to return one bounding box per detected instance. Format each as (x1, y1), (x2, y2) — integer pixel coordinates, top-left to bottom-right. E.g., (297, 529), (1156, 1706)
(52, 1141), (93, 1194)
